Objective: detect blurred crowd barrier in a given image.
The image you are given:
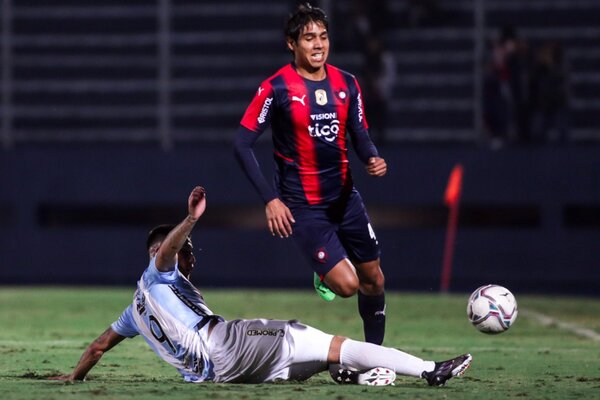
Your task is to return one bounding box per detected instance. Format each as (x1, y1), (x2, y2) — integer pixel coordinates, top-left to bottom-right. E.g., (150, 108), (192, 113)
(1, 144), (599, 295)
(1, 0), (600, 147)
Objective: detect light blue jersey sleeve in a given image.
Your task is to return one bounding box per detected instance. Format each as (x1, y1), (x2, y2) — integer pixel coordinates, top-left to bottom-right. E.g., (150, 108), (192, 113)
(145, 256), (180, 284)
(111, 305), (139, 338)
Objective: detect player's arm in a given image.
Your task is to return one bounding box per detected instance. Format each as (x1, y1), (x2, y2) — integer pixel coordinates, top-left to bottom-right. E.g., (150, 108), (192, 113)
(351, 131), (386, 176)
(347, 77), (387, 177)
(155, 186), (206, 272)
(234, 83), (295, 238)
(234, 126), (295, 238)
(233, 82), (278, 204)
(234, 126), (278, 204)
(48, 327), (126, 381)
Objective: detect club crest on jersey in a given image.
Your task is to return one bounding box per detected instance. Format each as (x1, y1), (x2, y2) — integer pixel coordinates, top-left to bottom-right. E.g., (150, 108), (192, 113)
(335, 90), (347, 104)
(315, 247), (328, 264)
(315, 89), (328, 105)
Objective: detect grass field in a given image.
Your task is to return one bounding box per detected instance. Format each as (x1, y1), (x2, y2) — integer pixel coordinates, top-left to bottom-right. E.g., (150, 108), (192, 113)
(1, 287), (599, 400)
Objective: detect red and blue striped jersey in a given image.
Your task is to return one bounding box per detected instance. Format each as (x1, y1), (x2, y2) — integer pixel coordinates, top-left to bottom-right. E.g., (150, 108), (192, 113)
(240, 63), (378, 207)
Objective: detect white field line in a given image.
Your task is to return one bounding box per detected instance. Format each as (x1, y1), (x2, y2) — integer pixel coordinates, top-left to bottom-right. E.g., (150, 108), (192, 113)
(521, 309), (600, 342)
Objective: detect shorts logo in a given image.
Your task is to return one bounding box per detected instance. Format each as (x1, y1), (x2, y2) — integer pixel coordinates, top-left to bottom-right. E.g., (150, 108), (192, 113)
(315, 247), (328, 264)
(247, 328), (285, 337)
(368, 222), (378, 245)
(315, 89), (328, 105)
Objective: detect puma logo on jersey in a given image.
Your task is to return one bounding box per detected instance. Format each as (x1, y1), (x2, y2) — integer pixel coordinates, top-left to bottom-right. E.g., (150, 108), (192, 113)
(292, 95), (306, 106)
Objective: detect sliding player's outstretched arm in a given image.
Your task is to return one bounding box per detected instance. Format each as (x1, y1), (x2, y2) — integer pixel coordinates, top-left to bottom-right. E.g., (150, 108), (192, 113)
(49, 327), (126, 381)
(155, 186), (206, 272)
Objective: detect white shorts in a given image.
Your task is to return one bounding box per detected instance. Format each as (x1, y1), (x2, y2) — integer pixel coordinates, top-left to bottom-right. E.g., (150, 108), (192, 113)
(206, 318), (333, 383)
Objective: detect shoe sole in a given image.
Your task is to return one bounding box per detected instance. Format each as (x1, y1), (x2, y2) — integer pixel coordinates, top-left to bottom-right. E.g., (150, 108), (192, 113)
(451, 354), (473, 378)
(357, 367), (396, 386)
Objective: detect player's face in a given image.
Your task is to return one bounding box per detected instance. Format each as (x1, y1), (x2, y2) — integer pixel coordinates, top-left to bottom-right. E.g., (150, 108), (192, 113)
(177, 241), (195, 278)
(288, 21), (329, 77)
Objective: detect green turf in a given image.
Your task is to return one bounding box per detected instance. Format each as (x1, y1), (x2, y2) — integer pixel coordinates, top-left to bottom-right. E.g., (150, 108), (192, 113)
(1, 287), (599, 399)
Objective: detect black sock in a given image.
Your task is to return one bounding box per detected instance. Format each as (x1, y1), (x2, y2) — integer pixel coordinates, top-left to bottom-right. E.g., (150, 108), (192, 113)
(357, 291), (386, 345)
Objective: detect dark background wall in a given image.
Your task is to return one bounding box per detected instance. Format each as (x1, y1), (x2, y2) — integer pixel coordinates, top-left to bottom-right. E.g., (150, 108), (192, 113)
(2, 144), (598, 295)
(1, 0), (600, 295)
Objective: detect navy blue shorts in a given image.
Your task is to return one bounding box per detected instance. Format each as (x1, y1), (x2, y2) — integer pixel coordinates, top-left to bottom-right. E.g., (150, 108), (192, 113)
(290, 190), (380, 277)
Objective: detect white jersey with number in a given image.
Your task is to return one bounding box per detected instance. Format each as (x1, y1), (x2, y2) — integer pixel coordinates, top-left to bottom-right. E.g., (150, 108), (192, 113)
(111, 257), (220, 382)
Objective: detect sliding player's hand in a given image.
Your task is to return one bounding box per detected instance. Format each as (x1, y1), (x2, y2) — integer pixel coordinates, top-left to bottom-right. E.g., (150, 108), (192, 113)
(265, 198), (295, 238)
(48, 374), (76, 382)
(366, 157), (387, 177)
(188, 186), (207, 220)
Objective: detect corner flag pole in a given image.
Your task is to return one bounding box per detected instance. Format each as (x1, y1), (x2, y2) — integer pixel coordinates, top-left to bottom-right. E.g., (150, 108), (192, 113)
(440, 164), (464, 293)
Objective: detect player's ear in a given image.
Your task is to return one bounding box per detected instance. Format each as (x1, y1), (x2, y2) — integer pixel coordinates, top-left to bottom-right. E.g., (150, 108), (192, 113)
(286, 38), (296, 53)
(149, 242), (161, 258)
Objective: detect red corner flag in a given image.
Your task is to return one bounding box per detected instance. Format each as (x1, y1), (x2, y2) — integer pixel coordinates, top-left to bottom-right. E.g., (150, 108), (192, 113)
(441, 164), (463, 292)
(444, 164), (464, 206)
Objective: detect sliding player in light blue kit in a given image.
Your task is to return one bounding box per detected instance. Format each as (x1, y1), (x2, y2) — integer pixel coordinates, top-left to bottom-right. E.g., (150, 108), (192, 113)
(50, 186), (471, 386)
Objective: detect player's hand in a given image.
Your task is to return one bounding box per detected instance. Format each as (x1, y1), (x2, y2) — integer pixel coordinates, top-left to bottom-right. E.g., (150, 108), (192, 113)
(48, 375), (76, 382)
(188, 186), (207, 221)
(265, 198), (295, 238)
(366, 157), (387, 177)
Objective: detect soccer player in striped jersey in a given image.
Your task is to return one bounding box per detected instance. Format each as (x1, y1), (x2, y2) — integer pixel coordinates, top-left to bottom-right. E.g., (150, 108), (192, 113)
(49, 186), (472, 386)
(234, 3), (388, 346)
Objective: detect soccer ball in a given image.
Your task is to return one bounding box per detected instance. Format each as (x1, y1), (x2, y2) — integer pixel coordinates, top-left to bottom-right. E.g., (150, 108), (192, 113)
(467, 284), (518, 334)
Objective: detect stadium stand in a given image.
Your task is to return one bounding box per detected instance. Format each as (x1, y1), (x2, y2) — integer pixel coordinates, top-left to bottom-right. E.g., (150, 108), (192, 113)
(1, 0), (600, 145)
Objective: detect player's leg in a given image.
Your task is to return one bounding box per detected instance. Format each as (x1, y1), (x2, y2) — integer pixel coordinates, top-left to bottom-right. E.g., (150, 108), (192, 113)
(354, 258), (386, 345)
(328, 336), (472, 387)
(285, 321), (333, 380)
(209, 318), (333, 383)
(288, 323), (395, 386)
(290, 208), (358, 299)
(339, 191), (386, 345)
(321, 258), (359, 297)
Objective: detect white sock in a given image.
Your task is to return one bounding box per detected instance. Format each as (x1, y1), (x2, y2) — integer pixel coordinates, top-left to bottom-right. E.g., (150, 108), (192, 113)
(339, 339), (435, 377)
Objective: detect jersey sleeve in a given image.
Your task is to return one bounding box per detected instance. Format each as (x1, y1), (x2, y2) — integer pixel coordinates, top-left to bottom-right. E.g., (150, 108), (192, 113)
(111, 305), (139, 338)
(240, 81), (275, 133)
(346, 77), (379, 163)
(144, 256), (180, 284)
(347, 76), (369, 133)
(234, 125), (278, 204)
(236, 80), (279, 204)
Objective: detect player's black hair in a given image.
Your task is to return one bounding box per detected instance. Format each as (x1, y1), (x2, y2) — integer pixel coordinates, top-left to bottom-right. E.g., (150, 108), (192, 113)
(285, 2), (329, 43)
(146, 224), (176, 251)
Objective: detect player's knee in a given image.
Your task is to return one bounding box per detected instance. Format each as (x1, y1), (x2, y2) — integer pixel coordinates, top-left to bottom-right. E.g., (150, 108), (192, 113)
(357, 260), (385, 289)
(372, 272), (385, 291)
(359, 271), (385, 294)
(334, 280), (359, 298)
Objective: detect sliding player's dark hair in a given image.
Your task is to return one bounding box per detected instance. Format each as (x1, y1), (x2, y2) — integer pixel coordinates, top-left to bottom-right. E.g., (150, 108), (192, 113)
(146, 224), (176, 250)
(285, 3), (328, 43)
